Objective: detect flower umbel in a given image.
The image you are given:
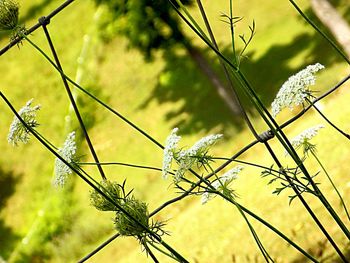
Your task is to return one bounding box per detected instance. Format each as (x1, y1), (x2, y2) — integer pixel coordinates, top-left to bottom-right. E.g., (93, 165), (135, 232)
(8, 99), (41, 146)
(162, 128), (181, 179)
(0, 0), (19, 31)
(201, 166), (243, 204)
(162, 128), (223, 183)
(53, 132), (77, 187)
(174, 133), (223, 183)
(271, 63), (324, 117)
(288, 124), (325, 155)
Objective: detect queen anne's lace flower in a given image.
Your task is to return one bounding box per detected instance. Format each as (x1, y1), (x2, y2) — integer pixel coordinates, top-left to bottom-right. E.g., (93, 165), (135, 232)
(186, 134), (223, 157)
(8, 99), (41, 146)
(162, 129), (223, 182)
(173, 134), (223, 182)
(271, 63), (324, 117)
(53, 132), (77, 187)
(201, 166), (243, 204)
(289, 125), (324, 153)
(162, 128), (181, 179)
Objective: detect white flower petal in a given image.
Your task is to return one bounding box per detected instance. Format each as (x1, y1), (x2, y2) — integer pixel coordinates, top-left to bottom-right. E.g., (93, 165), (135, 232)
(271, 63), (324, 117)
(290, 125), (324, 149)
(53, 132), (77, 187)
(8, 99), (41, 146)
(162, 128), (181, 179)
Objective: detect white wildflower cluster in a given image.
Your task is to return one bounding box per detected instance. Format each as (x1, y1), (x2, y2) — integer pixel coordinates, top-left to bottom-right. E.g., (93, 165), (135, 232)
(271, 63), (324, 117)
(53, 132), (77, 187)
(286, 125), (325, 155)
(201, 166), (244, 204)
(7, 99), (41, 146)
(162, 128), (223, 183)
(162, 128), (181, 179)
(174, 134), (223, 182)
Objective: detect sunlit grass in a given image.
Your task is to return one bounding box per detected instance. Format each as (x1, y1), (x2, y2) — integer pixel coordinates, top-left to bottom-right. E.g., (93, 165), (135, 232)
(0, 0), (349, 262)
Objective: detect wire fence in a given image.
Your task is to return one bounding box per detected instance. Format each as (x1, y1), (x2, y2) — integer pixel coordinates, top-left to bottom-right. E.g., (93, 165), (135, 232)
(1, 0), (350, 262)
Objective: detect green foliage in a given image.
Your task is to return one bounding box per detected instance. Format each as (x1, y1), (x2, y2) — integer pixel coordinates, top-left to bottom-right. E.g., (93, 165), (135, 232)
(95, 0), (192, 59)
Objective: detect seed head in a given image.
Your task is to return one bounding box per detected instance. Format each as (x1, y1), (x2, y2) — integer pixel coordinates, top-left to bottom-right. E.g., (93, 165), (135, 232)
(114, 197), (149, 237)
(0, 0), (19, 31)
(90, 180), (122, 211)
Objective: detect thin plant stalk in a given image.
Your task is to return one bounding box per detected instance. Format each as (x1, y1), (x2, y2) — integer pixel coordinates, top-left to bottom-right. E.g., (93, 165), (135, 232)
(21, 34), (164, 150)
(195, 0), (261, 139)
(306, 98), (350, 140)
(310, 151), (350, 222)
(264, 142), (348, 262)
(0, 92), (189, 263)
(17, 17), (346, 259)
(173, 0), (350, 241)
(288, 0), (350, 65)
(38, 23), (107, 180)
(205, 164), (274, 262)
(141, 239), (160, 263)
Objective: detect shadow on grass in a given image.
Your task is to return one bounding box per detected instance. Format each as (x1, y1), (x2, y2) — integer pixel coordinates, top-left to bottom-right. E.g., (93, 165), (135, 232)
(291, 239), (350, 262)
(139, 26), (343, 136)
(19, 0), (53, 24)
(239, 30), (342, 108)
(0, 167), (22, 259)
(139, 50), (244, 136)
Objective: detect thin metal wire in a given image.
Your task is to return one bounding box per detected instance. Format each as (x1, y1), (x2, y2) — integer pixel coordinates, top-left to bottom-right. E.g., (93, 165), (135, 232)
(40, 19), (106, 180)
(78, 73), (350, 261)
(0, 0), (349, 261)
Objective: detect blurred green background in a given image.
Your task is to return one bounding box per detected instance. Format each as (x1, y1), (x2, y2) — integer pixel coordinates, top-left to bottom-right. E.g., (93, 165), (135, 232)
(0, 0), (349, 262)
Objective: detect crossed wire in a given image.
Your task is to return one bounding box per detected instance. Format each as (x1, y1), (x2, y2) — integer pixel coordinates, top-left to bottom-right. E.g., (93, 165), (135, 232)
(1, 0), (350, 262)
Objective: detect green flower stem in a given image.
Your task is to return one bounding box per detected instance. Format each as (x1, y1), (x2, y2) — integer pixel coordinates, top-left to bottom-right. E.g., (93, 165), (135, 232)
(235, 69), (350, 241)
(37, 25), (107, 181)
(229, 0), (238, 66)
(141, 239), (160, 263)
(78, 233), (121, 262)
(146, 240), (182, 262)
(288, 0), (350, 65)
(78, 162), (164, 173)
(195, 0), (261, 138)
(310, 151), (350, 222)
(168, 2), (350, 240)
(205, 164), (273, 262)
(196, 164), (317, 262)
(235, 200), (273, 262)
(264, 142), (348, 262)
(306, 98), (350, 140)
(22, 34), (164, 150)
(0, 92), (189, 263)
(212, 157), (313, 192)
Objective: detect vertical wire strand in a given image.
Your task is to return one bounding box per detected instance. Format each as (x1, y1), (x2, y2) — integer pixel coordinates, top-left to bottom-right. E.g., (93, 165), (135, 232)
(39, 19), (106, 180)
